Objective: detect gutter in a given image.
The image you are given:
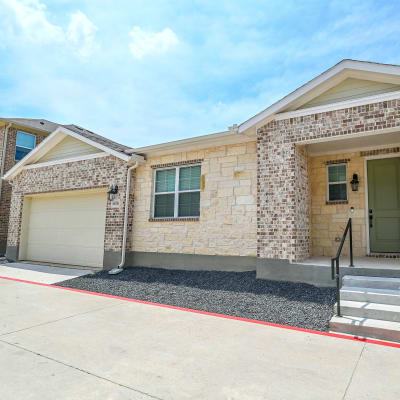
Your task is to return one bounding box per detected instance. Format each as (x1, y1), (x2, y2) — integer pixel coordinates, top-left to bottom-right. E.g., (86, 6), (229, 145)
(0, 123), (12, 202)
(108, 159), (139, 275)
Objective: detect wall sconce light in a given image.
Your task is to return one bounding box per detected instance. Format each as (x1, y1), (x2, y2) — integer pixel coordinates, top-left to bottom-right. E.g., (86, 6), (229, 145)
(350, 173), (359, 192)
(107, 184), (119, 201)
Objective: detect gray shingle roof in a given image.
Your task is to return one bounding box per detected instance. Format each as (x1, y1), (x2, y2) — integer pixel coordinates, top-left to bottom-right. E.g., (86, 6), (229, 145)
(1, 118), (132, 156)
(62, 124), (131, 154)
(0, 118), (59, 134)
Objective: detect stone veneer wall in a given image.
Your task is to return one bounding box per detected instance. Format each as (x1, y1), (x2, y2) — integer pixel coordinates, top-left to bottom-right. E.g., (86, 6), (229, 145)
(310, 152), (366, 257)
(130, 142), (257, 257)
(0, 127), (45, 254)
(258, 98), (400, 262)
(7, 155), (131, 260)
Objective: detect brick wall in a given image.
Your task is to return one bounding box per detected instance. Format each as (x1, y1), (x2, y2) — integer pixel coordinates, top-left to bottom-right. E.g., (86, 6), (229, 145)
(7, 155), (130, 254)
(257, 98), (400, 262)
(0, 127), (45, 250)
(130, 142), (257, 257)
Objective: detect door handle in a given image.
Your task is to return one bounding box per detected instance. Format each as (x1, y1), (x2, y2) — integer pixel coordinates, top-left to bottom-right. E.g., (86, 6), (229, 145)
(369, 209), (373, 228)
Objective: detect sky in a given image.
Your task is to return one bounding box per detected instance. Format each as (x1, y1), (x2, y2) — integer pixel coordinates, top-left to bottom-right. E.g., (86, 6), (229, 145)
(1, 0), (400, 148)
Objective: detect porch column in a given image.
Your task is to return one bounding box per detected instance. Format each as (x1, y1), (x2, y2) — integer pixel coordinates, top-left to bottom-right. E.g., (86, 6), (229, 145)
(257, 121), (310, 262)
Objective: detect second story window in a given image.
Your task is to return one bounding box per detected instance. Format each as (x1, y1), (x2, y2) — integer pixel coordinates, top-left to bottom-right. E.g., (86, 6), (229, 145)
(153, 164), (201, 218)
(15, 131), (36, 161)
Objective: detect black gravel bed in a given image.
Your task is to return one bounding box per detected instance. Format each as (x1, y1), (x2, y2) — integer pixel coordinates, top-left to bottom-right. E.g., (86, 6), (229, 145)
(57, 267), (336, 332)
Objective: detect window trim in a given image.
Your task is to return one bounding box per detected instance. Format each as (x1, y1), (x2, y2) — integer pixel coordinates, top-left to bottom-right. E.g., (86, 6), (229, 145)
(15, 131), (36, 161)
(326, 163), (348, 202)
(152, 164), (201, 219)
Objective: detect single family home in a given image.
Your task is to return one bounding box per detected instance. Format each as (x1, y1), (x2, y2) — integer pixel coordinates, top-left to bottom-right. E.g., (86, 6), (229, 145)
(1, 59), (400, 288)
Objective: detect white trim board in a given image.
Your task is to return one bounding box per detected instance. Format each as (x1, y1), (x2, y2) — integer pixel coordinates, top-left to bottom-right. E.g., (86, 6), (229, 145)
(275, 89), (400, 121)
(238, 60), (400, 133)
(3, 126), (144, 180)
(24, 152), (108, 170)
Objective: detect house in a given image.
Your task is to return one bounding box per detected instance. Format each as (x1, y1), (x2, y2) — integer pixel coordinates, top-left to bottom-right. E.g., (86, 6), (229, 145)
(2, 59), (400, 286)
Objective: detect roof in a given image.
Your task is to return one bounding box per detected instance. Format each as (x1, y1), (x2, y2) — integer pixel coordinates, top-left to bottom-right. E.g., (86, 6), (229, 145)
(1, 118), (131, 157)
(3, 125), (144, 181)
(238, 59), (400, 133)
(0, 118), (59, 134)
(63, 124), (131, 155)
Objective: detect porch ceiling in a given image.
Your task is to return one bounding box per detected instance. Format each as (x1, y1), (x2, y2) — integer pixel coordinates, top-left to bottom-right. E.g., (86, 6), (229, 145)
(306, 130), (400, 156)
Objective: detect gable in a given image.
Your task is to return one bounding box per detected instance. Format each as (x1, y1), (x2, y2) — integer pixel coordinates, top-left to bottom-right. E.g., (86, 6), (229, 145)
(37, 135), (101, 163)
(297, 78), (400, 110)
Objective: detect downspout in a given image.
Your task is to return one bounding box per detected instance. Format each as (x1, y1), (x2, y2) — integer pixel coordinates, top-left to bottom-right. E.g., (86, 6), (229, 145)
(108, 160), (139, 275)
(0, 123), (12, 203)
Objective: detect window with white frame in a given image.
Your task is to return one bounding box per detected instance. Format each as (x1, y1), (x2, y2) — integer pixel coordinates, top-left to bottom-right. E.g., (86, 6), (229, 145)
(15, 131), (36, 161)
(327, 163), (347, 202)
(153, 164), (201, 218)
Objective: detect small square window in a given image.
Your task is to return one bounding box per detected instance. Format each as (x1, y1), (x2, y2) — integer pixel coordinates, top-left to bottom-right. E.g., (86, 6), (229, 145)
(327, 164), (347, 202)
(15, 131), (36, 161)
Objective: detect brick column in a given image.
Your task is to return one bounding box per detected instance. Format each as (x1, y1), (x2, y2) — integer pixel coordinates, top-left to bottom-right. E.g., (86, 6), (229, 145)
(257, 122), (310, 262)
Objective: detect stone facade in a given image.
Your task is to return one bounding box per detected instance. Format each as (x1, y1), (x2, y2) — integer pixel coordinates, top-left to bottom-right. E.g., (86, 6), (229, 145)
(6, 155), (131, 264)
(0, 127), (46, 254)
(130, 142), (257, 257)
(257, 98), (400, 262)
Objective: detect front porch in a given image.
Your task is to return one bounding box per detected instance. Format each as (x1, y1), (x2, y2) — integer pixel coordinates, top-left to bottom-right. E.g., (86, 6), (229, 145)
(306, 128), (400, 260)
(298, 256), (400, 270)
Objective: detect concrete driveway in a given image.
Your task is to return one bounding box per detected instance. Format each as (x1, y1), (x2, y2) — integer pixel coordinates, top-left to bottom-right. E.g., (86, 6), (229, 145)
(0, 271), (399, 399)
(0, 261), (92, 283)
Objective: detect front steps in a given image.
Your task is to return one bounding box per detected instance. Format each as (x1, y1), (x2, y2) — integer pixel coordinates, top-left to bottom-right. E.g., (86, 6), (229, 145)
(329, 275), (400, 342)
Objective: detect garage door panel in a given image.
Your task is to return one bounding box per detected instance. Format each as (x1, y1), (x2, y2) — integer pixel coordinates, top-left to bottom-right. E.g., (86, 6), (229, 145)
(23, 192), (107, 268)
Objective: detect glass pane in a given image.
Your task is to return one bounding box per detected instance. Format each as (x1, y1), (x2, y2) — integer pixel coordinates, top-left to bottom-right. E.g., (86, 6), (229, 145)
(154, 194), (175, 217)
(178, 192), (200, 217)
(179, 165), (201, 191)
(328, 164), (346, 183)
(155, 169), (176, 193)
(16, 131), (35, 149)
(329, 183), (347, 201)
(15, 146), (32, 161)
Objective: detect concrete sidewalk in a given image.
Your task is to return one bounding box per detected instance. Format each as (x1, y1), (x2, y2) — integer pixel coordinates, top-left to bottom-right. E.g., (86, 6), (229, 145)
(0, 277), (399, 400)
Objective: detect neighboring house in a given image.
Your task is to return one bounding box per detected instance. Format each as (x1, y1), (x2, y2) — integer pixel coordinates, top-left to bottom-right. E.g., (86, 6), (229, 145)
(0, 118), (60, 255)
(2, 59), (400, 286)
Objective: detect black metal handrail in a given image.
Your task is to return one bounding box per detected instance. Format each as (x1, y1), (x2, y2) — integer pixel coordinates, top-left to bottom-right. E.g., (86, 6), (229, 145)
(331, 218), (354, 316)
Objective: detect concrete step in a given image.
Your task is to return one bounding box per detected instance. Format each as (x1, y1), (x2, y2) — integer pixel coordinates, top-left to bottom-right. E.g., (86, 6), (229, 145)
(329, 315), (400, 343)
(341, 286), (400, 306)
(338, 300), (400, 322)
(342, 275), (400, 291)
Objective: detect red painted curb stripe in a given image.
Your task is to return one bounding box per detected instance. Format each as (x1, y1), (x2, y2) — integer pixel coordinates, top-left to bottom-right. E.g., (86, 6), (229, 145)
(1, 274), (400, 349)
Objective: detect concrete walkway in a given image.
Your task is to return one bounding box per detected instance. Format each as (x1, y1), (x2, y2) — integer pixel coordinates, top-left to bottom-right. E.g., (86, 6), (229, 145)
(0, 277), (399, 399)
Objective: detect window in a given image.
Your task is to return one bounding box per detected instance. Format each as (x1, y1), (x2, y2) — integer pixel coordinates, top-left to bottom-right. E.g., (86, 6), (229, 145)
(327, 164), (347, 202)
(153, 165), (201, 218)
(15, 131), (36, 161)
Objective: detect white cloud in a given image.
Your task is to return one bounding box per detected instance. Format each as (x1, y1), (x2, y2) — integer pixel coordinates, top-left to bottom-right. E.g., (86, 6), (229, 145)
(67, 11), (98, 57)
(0, 0), (98, 57)
(129, 26), (178, 59)
(1, 0), (63, 43)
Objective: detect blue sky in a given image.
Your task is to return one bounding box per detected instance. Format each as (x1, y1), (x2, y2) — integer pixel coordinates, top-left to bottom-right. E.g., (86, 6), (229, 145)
(1, 0), (400, 147)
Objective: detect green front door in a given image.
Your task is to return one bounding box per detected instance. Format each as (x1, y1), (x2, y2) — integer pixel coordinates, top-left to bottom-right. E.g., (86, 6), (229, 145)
(367, 157), (400, 253)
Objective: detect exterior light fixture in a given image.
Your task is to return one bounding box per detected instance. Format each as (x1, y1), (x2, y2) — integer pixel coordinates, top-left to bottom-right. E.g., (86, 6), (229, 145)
(350, 173), (359, 192)
(107, 184), (119, 201)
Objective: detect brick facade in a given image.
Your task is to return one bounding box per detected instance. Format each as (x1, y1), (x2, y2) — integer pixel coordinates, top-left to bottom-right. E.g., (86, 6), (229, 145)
(0, 127), (46, 254)
(257, 98), (400, 262)
(7, 155), (131, 261)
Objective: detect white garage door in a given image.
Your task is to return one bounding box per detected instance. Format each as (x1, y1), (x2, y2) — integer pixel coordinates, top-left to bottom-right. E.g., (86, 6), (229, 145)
(22, 191), (107, 268)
